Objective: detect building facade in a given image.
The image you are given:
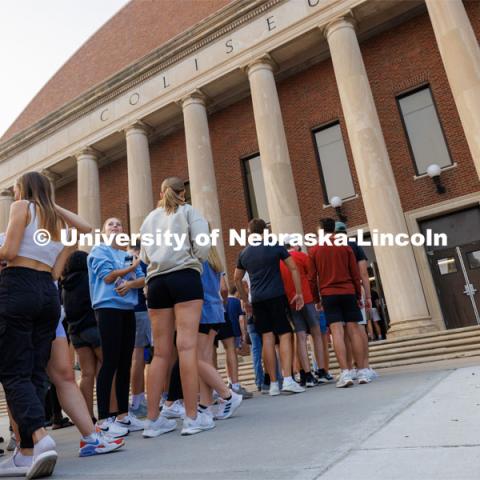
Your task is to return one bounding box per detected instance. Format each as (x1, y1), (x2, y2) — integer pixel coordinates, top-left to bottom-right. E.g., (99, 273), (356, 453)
(0, 0), (479, 338)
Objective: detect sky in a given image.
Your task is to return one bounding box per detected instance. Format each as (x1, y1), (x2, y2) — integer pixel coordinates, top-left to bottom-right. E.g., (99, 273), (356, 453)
(0, 0), (130, 138)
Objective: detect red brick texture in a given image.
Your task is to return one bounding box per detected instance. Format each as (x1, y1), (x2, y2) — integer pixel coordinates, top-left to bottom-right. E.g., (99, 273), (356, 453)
(56, 5), (480, 278)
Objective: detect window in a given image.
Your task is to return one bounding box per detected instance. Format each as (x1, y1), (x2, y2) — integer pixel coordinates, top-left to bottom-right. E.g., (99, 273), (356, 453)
(313, 123), (355, 203)
(184, 181), (191, 205)
(242, 154), (270, 222)
(466, 250), (480, 270)
(437, 257), (457, 275)
(398, 86), (452, 175)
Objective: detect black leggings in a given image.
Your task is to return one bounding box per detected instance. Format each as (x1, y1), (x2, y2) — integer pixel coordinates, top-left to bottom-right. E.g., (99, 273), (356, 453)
(95, 309), (135, 420)
(167, 360), (183, 402)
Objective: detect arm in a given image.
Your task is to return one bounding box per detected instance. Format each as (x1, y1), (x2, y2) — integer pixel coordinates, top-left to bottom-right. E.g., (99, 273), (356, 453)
(283, 256), (304, 311)
(358, 260), (371, 310)
(220, 275), (228, 302)
(115, 276), (145, 297)
(308, 248), (321, 305)
(103, 257), (141, 284)
(51, 246), (76, 281)
(0, 201), (28, 261)
(234, 268), (251, 316)
(55, 204), (91, 234)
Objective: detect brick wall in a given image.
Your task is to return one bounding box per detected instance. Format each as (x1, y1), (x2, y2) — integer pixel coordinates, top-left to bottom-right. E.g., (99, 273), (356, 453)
(56, 5), (480, 276)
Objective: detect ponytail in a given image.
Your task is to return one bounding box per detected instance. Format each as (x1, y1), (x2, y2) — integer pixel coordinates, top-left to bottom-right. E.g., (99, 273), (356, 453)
(158, 177), (185, 215)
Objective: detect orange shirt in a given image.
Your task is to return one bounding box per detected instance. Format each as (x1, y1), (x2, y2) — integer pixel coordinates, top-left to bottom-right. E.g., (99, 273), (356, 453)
(279, 250), (316, 304)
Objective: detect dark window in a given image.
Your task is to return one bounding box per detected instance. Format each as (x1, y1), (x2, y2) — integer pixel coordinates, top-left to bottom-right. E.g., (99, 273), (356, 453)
(184, 181), (192, 205)
(397, 86), (452, 175)
(313, 122), (355, 203)
(242, 154), (270, 222)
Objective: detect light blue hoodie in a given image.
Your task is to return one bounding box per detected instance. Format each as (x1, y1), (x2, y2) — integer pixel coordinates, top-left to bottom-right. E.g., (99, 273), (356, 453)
(87, 244), (145, 310)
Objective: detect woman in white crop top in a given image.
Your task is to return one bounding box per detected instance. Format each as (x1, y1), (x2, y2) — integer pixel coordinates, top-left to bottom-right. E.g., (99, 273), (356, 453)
(0, 171), (90, 479)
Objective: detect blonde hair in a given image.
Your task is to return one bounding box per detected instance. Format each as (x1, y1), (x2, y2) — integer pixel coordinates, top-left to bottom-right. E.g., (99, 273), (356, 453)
(158, 177), (185, 215)
(101, 217), (122, 234)
(207, 245), (223, 273)
(15, 171), (63, 241)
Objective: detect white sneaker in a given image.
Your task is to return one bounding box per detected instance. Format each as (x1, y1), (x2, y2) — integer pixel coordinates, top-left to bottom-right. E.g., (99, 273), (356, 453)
(269, 382), (280, 396)
(161, 400), (185, 419)
(26, 451), (57, 480)
(143, 416), (177, 438)
(357, 369), (372, 384)
(0, 451), (29, 478)
(96, 417), (129, 438)
(115, 414), (145, 432)
(336, 370), (354, 388)
(214, 391), (243, 420)
(281, 379), (306, 394)
(350, 368), (358, 380)
(368, 368), (378, 379)
(181, 411), (216, 436)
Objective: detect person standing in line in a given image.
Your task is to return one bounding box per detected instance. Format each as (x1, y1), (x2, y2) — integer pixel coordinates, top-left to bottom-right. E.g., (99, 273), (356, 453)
(139, 177), (213, 437)
(88, 217), (146, 437)
(309, 218), (368, 388)
(128, 242), (151, 418)
(234, 218), (305, 396)
(0, 171), (90, 478)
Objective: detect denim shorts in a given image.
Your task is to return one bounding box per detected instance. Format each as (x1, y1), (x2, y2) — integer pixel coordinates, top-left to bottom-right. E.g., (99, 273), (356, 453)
(134, 310), (152, 348)
(70, 325), (101, 349)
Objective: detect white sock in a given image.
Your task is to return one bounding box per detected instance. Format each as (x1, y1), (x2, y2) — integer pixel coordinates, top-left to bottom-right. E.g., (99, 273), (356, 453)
(270, 381), (279, 388)
(283, 376), (293, 383)
(232, 383), (240, 389)
(81, 433), (98, 443)
(14, 451), (33, 467)
(33, 435), (56, 457)
(131, 393), (145, 410)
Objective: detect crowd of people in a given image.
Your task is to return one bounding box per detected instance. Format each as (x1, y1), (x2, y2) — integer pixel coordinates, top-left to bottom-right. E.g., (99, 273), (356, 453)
(0, 172), (381, 478)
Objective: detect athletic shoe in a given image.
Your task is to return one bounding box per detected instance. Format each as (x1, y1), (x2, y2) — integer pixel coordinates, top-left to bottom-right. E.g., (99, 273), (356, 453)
(357, 369), (372, 385)
(281, 378), (306, 394)
(26, 450), (57, 480)
(261, 384), (270, 395)
(0, 451), (29, 477)
(350, 368), (358, 380)
(143, 416), (177, 438)
(79, 433), (124, 457)
(96, 417), (129, 438)
(269, 382), (280, 396)
(368, 368), (379, 379)
(115, 414), (145, 432)
(336, 370), (354, 388)
(229, 384), (253, 399)
(181, 411), (216, 436)
(214, 391), (243, 420)
(315, 369), (332, 384)
(305, 372), (318, 388)
(6, 434), (16, 452)
(161, 400), (185, 419)
(130, 401), (148, 419)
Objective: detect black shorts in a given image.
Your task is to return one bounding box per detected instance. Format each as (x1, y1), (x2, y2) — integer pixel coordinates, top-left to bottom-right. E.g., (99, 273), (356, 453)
(216, 314), (235, 341)
(322, 294), (363, 325)
(199, 323), (223, 335)
(252, 295), (293, 336)
(147, 269), (203, 309)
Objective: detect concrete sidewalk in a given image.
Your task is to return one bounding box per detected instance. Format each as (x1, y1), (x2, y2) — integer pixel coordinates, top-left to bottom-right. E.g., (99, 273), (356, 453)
(1, 362), (479, 479)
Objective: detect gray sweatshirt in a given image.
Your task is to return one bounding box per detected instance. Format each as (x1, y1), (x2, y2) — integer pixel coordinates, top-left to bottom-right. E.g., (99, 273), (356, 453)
(139, 204), (210, 281)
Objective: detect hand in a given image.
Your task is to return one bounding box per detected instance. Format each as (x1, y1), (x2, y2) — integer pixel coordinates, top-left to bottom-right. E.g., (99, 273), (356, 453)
(131, 256), (141, 269)
(115, 281), (132, 297)
(244, 301), (253, 316)
(364, 298), (372, 311)
(291, 293), (304, 311)
(357, 298), (364, 309)
(314, 302), (323, 312)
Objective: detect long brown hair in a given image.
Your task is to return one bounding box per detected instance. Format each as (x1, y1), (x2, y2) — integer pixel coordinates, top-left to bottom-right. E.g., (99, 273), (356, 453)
(15, 171), (63, 241)
(158, 177), (185, 215)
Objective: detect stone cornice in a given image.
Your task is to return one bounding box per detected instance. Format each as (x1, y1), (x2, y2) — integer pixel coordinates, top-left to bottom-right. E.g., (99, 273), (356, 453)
(0, 0), (283, 159)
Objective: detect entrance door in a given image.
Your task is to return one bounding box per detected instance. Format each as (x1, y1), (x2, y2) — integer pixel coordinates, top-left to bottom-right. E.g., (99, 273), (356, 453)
(429, 242), (480, 329)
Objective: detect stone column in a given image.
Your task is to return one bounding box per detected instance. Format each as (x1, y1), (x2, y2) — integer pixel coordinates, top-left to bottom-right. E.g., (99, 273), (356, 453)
(125, 122), (154, 233)
(246, 55), (304, 236)
(426, 0), (480, 180)
(325, 17), (434, 336)
(76, 148), (101, 232)
(0, 189), (14, 233)
(181, 90), (226, 269)
(42, 169), (60, 201)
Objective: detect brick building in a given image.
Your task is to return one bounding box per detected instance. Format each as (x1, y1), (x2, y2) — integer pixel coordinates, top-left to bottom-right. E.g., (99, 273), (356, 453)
(0, 0), (479, 338)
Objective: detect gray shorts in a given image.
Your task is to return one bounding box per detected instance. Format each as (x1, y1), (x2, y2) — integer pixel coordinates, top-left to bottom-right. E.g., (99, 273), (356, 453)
(291, 303), (319, 333)
(70, 325), (101, 350)
(135, 310), (152, 348)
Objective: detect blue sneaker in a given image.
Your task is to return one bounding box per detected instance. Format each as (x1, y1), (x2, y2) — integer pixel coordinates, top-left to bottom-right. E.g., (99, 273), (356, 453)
(79, 433), (124, 457)
(130, 400), (148, 418)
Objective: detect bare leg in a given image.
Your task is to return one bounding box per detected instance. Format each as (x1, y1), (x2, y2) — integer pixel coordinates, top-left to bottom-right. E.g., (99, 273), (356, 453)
(345, 323), (367, 370)
(130, 347), (145, 396)
(345, 334), (353, 369)
(174, 300), (203, 420)
(309, 325), (325, 370)
(322, 332), (330, 371)
(146, 308), (174, 421)
(222, 337), (239, 384)
(278, 332), (293, 378)
(295, 331), (310, 372)
(329, 323), (348, 370)
(47, 337), (95, 437)
(262, 332), (277, 381)
(76, 347), (97, 418)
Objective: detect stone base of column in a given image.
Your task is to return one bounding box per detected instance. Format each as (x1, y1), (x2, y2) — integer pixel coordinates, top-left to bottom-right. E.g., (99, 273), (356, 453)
(387, 315), (442, 339)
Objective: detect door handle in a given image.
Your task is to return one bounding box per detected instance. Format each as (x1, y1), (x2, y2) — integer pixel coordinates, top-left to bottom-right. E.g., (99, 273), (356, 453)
(464, 284), (477, 296)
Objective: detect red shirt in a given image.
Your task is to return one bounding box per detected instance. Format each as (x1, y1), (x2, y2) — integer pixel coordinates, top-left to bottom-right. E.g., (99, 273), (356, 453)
(308, 241), (361, 303)
(279, 250), (315, 304)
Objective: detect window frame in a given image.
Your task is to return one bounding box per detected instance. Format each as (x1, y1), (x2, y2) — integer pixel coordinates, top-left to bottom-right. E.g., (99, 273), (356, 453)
(396, 84), (453, 177)
(311, 120), (356, 205)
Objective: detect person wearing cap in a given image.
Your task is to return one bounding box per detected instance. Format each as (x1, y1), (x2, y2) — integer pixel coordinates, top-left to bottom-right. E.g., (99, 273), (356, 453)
(309, 218), (369, 387)
(279, 235), (330, 386)
(335, 221), (377, 381)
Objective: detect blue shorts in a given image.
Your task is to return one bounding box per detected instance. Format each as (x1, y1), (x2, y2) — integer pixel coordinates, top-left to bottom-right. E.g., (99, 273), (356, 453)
(318, 311), (328, 334)
(55, 307), (67, 338)
(135, 310), (152, 348)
